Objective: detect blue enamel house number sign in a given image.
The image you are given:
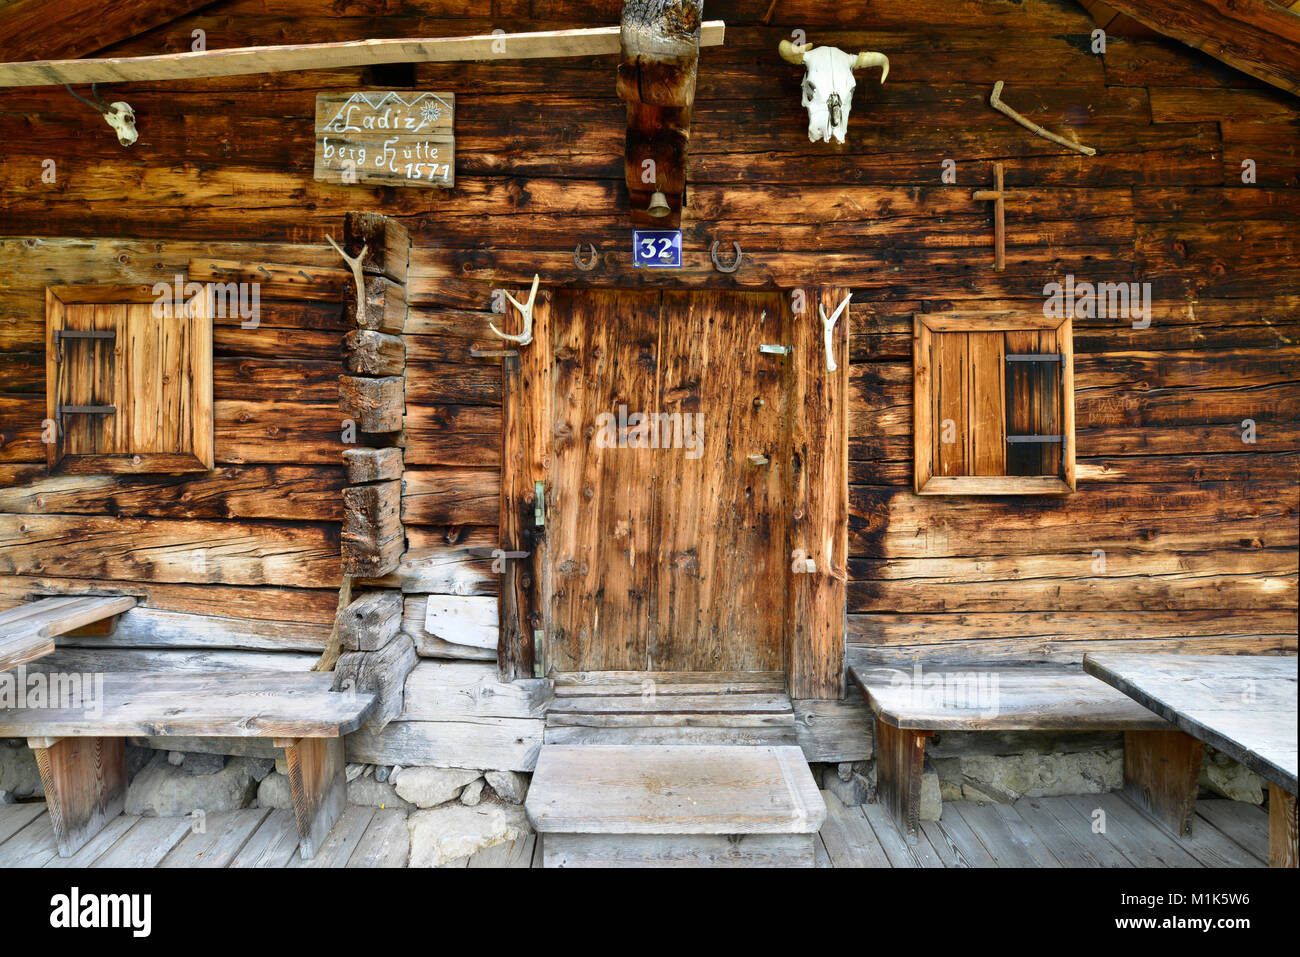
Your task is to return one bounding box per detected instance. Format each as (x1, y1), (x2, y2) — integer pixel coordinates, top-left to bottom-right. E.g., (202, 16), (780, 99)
(633, 230), (682, 268)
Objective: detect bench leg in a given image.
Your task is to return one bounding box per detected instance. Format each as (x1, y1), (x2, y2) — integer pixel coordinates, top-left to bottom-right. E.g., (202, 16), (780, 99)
(276, 736), (346, 861)
(28, 736), (126, 857)
(1123, 729), (1203, 838)
(874, 719), (931, 844)
(1269, 784), (1298, 868)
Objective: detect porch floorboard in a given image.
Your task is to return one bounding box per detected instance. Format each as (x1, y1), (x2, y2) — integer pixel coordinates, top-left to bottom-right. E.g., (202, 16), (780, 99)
(0, 793), (1268, 867)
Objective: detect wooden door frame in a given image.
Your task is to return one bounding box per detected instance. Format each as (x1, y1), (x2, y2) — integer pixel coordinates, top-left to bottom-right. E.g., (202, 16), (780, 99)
(496, 283), (849, 700)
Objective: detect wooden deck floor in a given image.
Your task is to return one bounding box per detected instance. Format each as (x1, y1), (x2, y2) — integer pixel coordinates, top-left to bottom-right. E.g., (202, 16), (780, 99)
(0, 793), (1270, 868)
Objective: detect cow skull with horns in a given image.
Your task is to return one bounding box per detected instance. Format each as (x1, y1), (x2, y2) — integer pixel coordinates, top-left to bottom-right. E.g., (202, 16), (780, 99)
(779, 40), (888, 144)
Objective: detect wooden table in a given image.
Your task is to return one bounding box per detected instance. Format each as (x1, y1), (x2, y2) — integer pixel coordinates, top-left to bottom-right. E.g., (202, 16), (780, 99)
(1084, 653), (1298, 868)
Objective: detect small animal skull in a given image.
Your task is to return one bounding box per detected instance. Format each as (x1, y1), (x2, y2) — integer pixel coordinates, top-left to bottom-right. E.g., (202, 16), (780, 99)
(103, 102), (138, 147)
(779, 40), (888, 144)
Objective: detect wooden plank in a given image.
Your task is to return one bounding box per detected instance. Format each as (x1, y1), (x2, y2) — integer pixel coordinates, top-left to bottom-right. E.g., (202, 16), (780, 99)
(1270, 784), (1298, 868)
(818, 791), (892, 868)
(860, 798), (944, 867)
(159, 809), (270, 868)
(0, 23), (729, 87)
(1084, 653), (1299, 792)
(280, 735), (348, 861)
(0, 595), (136, 641)
(0, 811), (58, 867)
(1013, 796), (1132, 868)
(787, 288), (849, 698)
(1123, 729), (1204, 838)
(345, 715), (544, 771)
(954, 801), (1062, 867)
(0, 0), (213, 63)
(549, 289), (660, 673)
(0, 801), (46, 845)
(548, 693), (792, 715)
(287, 804), (375, 868)
(397, 661), (550, 720)
(90, 815), (191, 868)
(923, 802), (997, 868)
(228, 809), (302, 868)
(541, 832), (815, 867)
(1062, 793), (1201, 868)
(346, 807), (410, 868)
(499, 284), (552, 679)
(0, 672), (376, 738)
(526, 745), (825, 834)
(30, 736), (126, 857)
(853, 664), (1168, 731)
(793, 698), (873, 763)
(874, 719), (929, 841)
(1196, 798), (1270, 857)
(553, 671), (787, 695)
(42, 814), (140, 868)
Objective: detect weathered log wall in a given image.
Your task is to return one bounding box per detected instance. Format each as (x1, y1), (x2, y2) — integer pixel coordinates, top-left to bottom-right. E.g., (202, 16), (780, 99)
(0, 0), (1296, 689)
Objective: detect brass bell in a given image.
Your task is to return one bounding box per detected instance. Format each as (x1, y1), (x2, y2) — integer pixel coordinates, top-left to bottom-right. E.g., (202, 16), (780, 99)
(647, 189), (671, 217)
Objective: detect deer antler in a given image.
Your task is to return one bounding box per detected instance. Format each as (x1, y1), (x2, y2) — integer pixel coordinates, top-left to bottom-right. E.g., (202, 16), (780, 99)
(819, 292), (852, 373)
(326, 235), (369, 328)
(489, 274), (540, 346)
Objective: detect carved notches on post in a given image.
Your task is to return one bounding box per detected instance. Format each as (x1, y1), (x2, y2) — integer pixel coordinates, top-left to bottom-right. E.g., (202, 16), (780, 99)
(618, 1), (705, 227)
(337, 212), (410, 580)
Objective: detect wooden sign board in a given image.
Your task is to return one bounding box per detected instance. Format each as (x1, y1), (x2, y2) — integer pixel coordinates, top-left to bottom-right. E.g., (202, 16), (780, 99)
(315, 91), (454, 188)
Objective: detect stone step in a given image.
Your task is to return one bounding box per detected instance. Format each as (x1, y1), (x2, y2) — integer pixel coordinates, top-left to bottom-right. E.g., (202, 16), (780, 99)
(525, 744), (826, 867)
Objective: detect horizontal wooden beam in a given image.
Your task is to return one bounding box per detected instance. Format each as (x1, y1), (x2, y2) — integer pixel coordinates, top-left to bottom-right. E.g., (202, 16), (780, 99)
(1099, 0), (1300, 95)
(0, 22), (727, 89)
(0, 0), (211, 64)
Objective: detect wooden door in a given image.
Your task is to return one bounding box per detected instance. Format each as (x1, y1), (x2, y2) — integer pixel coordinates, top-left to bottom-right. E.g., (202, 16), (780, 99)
(546, 289), (790, 673)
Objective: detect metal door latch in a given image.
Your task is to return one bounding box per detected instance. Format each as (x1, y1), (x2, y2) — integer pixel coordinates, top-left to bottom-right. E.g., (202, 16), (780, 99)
(534, 481), (545, 526)
(759, 344), (791, 355)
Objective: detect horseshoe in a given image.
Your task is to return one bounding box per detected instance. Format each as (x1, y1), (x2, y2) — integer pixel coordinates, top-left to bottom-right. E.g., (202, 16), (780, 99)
(710, 240), (742, 273)
(573, 243), (599, 271)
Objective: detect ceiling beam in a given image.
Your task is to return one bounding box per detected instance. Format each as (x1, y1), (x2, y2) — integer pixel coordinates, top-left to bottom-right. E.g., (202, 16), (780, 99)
(0, 0), (214, 65)
(1096, 0), (1300, 95)
(0, 22), (726, 89)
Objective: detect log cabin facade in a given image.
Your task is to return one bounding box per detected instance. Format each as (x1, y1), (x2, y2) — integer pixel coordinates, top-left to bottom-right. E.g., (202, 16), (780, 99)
(0, 0), (1297, 865)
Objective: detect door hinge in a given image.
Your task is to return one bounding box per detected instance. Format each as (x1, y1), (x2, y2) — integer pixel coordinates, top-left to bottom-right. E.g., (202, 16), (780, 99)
(533, 629), (545, 678)
(534, 480), (545, 526)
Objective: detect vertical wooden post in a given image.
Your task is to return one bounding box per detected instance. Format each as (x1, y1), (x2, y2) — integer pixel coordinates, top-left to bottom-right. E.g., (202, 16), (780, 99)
(874, 720), (931, 843)
(28, 736), (126, 857)
(786, 287), (849, 699)
(499, 289), (553, 680)
(277, 736), (347, 860)
(1270, 783), (1298, 868)
(1123, 729), (1204, 838)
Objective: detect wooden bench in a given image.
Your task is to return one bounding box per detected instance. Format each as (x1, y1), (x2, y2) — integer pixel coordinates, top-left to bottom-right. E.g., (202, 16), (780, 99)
(0, 596), (137, 673)
(1085, 653), (1298, 867)
(850, 663), (1169, 841)
(0, 670), (375, 859)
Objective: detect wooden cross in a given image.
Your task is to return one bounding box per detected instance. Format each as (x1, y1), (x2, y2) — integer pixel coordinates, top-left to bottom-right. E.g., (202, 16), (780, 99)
(972, 161), (1022, 272)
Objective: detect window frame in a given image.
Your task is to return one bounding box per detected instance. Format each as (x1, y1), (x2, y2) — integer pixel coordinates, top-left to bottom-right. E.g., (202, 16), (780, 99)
(45, 283), (214, 475)
(912, 312), (1075, 496)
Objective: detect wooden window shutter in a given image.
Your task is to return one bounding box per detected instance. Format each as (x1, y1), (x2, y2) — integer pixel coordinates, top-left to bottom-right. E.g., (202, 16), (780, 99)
(45, 285), (213, 474)
(914, 313), (1074, 495)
